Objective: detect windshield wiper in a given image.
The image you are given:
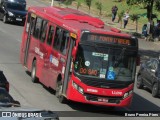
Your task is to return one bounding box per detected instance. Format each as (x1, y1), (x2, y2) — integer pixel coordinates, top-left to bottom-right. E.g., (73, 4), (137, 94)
(113, 48), (126, 80)
(113, 48), (126, 67)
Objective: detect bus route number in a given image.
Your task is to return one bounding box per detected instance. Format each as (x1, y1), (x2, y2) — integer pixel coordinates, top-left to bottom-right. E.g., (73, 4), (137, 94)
(80, 68), (98, 76)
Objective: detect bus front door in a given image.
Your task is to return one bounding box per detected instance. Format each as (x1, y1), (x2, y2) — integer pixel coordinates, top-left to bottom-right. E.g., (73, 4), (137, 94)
(23, 13), (36, 66)
(62, 37), (75, 95)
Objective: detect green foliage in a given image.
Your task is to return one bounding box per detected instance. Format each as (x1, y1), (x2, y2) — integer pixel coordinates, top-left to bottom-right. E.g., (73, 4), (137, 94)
(85, 0), (92, 11)
(130, 14), (140, 22)
(155, 1), (160, 11)
(76, 1), (81, 10)
(118, 10), (125, 23)
(60, 0), (160, 28)
(130, 13), (140, 32)
(95, 1), (102, 16)
(126, 0), (150, 5)
(126, 0), (158, 20)
(64, 0), (75, 6)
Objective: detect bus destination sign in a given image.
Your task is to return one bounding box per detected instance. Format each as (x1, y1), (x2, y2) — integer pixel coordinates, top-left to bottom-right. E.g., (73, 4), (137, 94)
(81, 33), (136, 46)
(89, 35), (130, 45)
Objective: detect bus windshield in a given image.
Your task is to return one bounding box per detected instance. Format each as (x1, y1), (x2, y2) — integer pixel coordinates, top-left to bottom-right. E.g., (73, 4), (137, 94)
(74, 45), (136, 81)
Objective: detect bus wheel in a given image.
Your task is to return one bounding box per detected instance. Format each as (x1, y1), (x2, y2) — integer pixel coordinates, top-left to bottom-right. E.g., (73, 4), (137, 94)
(152, 83), (158, 97)
(136, 75), (143, 89)
(3, 15), (7, 23)
(55, 81), (67, 103)
(31, 60), (38, 83)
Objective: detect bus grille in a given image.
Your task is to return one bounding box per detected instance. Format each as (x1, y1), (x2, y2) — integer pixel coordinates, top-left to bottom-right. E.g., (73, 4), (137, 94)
(85, 93), (122, 104)
(80, 77), (132, 88)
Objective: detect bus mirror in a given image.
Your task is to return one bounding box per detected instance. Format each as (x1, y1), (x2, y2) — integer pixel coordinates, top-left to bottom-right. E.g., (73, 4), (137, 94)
(72, 47), (77, 58)
(136, 55), (140, 66)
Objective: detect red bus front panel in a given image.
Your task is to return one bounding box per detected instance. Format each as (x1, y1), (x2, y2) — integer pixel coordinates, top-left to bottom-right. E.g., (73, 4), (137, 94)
(67, 75), (134, 107)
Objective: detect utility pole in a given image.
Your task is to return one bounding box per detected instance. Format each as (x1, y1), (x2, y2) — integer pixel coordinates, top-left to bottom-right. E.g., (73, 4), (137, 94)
(51, 0), (54, 6)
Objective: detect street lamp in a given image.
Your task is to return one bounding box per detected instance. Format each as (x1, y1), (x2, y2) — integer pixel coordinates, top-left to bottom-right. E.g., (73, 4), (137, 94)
(51, 0), (54, 6)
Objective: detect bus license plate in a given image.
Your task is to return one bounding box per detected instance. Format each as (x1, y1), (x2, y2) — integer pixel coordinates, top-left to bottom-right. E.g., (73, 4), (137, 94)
(16, 18), (22, 21)
(98, 98), (108, 102)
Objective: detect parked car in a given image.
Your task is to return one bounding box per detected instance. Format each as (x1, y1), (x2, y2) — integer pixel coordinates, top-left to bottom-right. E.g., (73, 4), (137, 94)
(0, 87), (20, 107)
(0, 70), (9, 92)
(137, 58), (160, 97)
(0, 0), (27, 24)
(0, 88), (59, 120)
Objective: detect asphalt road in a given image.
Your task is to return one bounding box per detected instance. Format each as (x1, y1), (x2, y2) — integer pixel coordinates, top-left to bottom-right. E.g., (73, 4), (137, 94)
(0, 0), (160, 120)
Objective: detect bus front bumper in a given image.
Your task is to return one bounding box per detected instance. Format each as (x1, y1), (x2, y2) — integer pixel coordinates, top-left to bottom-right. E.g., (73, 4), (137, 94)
(66, 80), (133, 107)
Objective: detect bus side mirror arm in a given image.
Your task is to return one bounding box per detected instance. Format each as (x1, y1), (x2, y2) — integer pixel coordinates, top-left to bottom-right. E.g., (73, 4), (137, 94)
(72, 47), (77, 60)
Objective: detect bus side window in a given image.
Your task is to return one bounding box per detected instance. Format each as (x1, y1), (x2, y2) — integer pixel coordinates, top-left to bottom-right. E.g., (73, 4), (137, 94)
(30, 17), (36, 34)
(53, 27), (62, 50)
(60, 31), (69, 55)
(26, 13), (31, 33)
(46, 26), (54, 46)
(39, 20), (48, 42)
(33, 17), (43, 39)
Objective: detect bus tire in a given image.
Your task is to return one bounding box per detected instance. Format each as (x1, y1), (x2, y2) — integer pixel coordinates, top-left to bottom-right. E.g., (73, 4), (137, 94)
(136, 75), (143, 89)
(55, 81), (67, 103)
(152, 83), (158, 97)
(3, 15), (7, 23)
(31, 60), (38, 83)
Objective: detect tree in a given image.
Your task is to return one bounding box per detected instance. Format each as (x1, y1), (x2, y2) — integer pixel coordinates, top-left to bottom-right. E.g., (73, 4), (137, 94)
(95, 1), (102, 16)
(85, 0), (92, 14)
(117, 10), (125, 28)
(63, 0), (75, 7)
(155, 0), (160, 11)
(130, 14), (140, 32)
(126, 0), (160, 22)
(76, 1), (81, 10)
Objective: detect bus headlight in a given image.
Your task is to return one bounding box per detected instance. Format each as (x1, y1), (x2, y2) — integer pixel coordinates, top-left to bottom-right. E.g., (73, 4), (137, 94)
(123, 90), (133, 99)
(123, 92), (129, 99)
(78, 86), (84, 94)
(72, 81), (78, 90)
(72, 81), (84, 94)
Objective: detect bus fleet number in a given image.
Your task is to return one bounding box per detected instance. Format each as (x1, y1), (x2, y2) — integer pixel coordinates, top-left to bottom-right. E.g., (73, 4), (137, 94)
(80, 68), (98, 76)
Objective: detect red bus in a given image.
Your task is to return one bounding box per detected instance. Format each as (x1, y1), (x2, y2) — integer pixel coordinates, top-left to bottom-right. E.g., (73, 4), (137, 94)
(20, 6), (139, 107)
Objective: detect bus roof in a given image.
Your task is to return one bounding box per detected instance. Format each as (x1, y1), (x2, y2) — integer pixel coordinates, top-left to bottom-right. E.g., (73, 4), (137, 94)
(28, 6), (131, 38)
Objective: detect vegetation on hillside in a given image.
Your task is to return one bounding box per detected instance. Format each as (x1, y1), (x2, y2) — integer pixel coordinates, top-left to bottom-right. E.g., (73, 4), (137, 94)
(54, 0), (160, 31)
